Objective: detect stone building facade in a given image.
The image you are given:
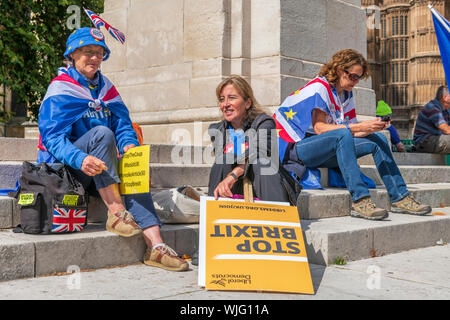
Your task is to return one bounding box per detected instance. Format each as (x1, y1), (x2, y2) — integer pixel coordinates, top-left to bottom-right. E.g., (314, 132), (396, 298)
(101, 0), (375, 145)
(362, 0), (448, 139)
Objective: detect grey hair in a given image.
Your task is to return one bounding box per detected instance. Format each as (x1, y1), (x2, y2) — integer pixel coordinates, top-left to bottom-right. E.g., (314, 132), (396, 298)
(436, 85), (449, 101)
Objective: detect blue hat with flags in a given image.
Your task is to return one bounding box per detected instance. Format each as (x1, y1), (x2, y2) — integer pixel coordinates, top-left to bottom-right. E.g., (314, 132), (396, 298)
(64, 27), (111, 61)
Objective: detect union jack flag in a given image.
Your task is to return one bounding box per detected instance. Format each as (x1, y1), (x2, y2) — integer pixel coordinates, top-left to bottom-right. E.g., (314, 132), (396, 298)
(84, 8), (126, 44)
(52, 207), (87, 233)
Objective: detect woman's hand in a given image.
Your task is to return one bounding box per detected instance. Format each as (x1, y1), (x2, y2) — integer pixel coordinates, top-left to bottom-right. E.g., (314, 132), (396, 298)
(213, 175), (237, 200)
(354, 118), (388, 136)
(313, 109), (389, 137)
(123, 144), (136, 153)
(81, 155), (108, 176)
(213, 165), (245, 200)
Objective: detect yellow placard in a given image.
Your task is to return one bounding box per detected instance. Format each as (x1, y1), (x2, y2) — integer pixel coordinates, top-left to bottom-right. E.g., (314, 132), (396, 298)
(118, 145), (150, 194)
(199, 197), (314, 294)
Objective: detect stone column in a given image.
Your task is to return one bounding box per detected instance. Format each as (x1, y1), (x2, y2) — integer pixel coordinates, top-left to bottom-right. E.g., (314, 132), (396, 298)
(102, 0), (376, 145)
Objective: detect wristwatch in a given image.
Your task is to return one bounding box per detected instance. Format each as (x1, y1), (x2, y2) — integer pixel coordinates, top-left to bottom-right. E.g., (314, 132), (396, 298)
(227, 172), (238, 181)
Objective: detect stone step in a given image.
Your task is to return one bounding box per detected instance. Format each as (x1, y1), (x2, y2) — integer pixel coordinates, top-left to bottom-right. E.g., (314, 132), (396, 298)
(1, 205), (448, 281)
(0, 161), (22, 189)
(1, 160), (449, 190)
(0, 138), (38, 162)
(0, 138), (214, 164)
(297, 183), (450, 220)
(0, 138), (447, 166)
(0, 223), (198, 282)
(319, 166), (450, 187)
(0, 161), (213, 189)
(358, 152), (447, 166)
(302, 207), (450, 266)
(0, 196), (20, 229)
(0, 187), (209, 229)
(3, 182), (448, 229)
(150, 163), (212, 188)
(360, 165), (450, 185)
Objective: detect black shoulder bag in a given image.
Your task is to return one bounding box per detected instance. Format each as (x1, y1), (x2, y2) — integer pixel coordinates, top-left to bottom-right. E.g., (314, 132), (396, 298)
(15, 162), (88, 234)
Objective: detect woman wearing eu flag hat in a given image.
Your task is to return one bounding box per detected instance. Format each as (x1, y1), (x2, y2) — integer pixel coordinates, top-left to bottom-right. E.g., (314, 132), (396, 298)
(37, 27), (188, 272)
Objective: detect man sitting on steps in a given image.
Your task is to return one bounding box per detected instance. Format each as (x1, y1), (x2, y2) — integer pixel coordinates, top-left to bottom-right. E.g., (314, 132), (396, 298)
(414, 86), (450, 154)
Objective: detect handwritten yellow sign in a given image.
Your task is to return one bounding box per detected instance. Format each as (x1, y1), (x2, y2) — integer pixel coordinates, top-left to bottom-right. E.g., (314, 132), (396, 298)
(118, 145), (150, 194)
(198, 197), (314, 294)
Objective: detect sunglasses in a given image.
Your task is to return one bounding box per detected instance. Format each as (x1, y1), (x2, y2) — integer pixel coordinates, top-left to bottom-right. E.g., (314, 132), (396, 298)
(344, 70), (363, 81)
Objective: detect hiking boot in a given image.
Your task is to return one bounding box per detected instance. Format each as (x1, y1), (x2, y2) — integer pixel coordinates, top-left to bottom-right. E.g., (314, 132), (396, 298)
(106, 210), (142, 237)
(143, 243), (189, 272)
(391, 195), (431, 215)
(351, 197), (388, 220)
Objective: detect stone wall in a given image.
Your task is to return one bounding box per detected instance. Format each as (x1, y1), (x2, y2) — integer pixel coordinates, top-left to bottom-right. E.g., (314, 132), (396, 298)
(102, 0), (375, 145)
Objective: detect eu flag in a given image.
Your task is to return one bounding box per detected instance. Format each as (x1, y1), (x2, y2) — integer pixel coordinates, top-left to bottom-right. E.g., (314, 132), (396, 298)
(430, 5), (450, 86)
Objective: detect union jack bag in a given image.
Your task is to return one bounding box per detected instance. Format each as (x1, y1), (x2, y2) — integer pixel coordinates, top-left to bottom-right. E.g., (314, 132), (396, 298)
(16, 162), (88, 234)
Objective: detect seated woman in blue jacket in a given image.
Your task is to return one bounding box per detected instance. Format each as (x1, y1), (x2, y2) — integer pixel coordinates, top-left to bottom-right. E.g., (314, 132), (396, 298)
(274, 49), (431, 220)
(37, 27), (188, 272)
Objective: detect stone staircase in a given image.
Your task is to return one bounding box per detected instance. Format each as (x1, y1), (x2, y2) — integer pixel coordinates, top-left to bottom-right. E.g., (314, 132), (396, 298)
(0, 137), (449, 281)
(0, 139), (203, 281)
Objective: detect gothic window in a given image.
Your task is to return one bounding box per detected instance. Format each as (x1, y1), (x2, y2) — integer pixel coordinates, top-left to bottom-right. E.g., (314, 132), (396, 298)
(399, 14), (408, 36)
(396, 63), (399, 82)
(400, 16), (404, 35)
(393, 87), (399, 106)
(405, 62), (408, 81)
(392, 16), (395, 36)
(404, 15), (408, 35)
(404, 87), (408, 105)
(394, 39), (398, 59)
(404, 39), (408, 58)
(392, 64), (395, 82)
(392, 63), (400, 83)
(400, 63), (404, 82)
(400, 39), (404, 58)
(399, 87), (403, 105)
(395, 16), (399, 35)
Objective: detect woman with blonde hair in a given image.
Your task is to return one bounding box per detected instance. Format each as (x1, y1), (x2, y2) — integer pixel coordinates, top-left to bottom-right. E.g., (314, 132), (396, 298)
(274, 49), (430, 220)
(208, 75), (299, 204)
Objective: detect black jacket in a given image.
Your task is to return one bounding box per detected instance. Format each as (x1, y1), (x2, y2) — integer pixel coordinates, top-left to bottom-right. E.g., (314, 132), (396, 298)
(208, 113), (277, 175)
(207, 114), (301, 205)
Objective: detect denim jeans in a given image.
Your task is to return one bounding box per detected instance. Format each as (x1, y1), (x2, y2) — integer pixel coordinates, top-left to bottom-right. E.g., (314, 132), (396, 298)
(70, 126), (161, 229)
(296, 128), (409, 203)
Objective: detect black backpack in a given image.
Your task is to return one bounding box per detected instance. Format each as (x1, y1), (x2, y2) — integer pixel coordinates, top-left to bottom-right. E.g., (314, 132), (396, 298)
(249, 115), (302, 206)
(14, 162), (88, 234)
(277, 164), (302, 206)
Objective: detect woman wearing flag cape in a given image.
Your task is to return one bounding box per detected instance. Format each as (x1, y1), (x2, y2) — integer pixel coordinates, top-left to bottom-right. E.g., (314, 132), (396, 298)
(37, 27), (188, 271)
(274, 49), (431, 220)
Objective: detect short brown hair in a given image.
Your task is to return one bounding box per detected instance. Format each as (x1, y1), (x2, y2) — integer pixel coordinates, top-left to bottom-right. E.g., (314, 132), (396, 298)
(216, 75), (267, 122)
(318, 49), (370, 88)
